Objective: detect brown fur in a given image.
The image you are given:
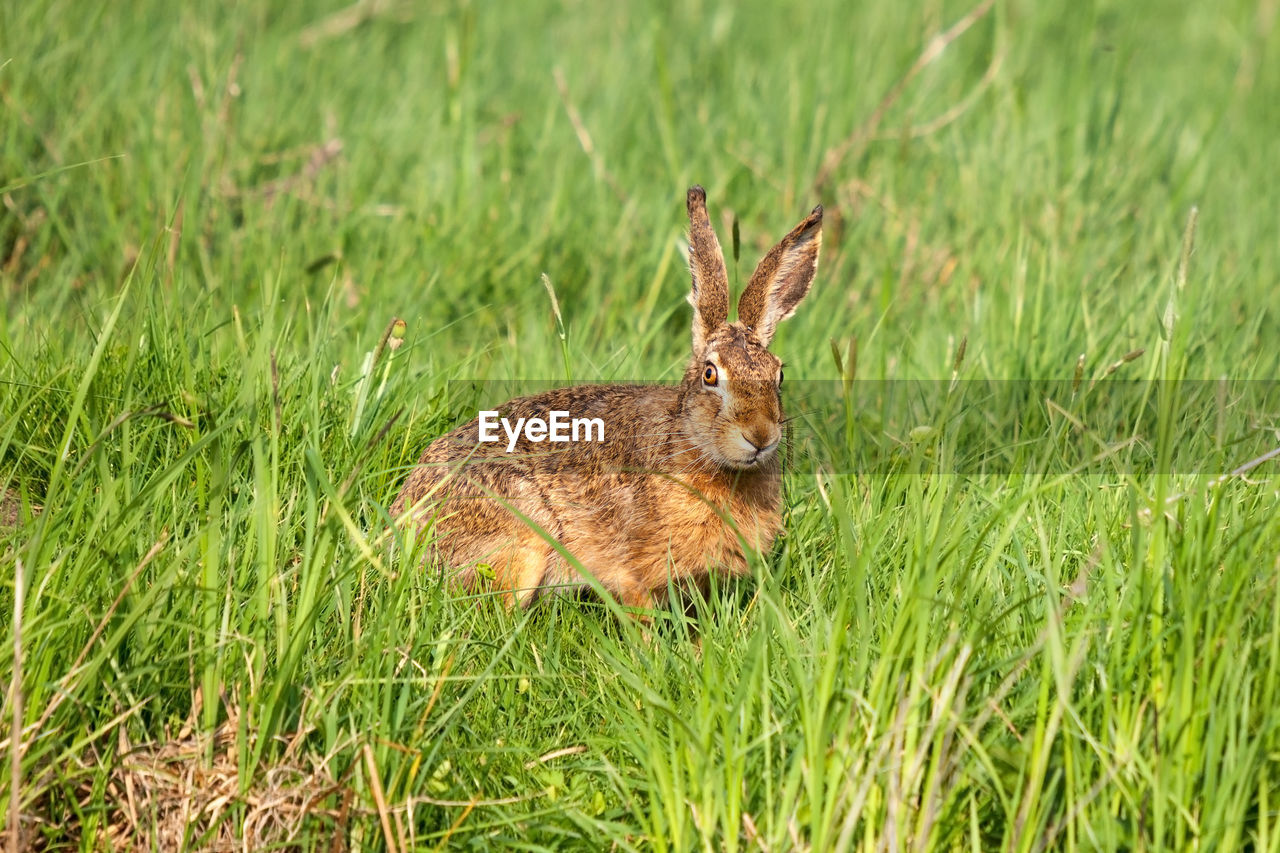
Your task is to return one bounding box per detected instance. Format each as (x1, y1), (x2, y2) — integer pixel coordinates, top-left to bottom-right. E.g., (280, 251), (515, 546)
(686, 185), (730, 353)
(738, 205), (822, 346)
(391, 187), (822, 612)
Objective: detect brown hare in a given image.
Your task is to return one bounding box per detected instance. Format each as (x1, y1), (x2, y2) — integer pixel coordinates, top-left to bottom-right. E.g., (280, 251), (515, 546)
(391, 186), (822, 612)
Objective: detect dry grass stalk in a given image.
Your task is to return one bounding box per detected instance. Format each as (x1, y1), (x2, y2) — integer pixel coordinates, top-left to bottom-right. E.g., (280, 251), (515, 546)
(94, 714), (346, 851)
(814, 0), (996, 193)
(553, 67), (627, 202)
(9, 558), (25, 852)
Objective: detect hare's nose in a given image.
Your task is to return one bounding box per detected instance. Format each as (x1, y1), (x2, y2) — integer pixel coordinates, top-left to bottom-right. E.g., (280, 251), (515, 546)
(744, 426), (780, 453)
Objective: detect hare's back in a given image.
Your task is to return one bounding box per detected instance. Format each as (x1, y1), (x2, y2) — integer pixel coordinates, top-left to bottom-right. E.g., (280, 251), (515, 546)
(390, 383), (680, 519)
(424, 383), (680, 466)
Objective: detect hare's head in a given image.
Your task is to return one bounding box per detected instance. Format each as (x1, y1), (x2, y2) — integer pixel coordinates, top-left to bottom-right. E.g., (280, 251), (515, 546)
(678, 186), (822, 471)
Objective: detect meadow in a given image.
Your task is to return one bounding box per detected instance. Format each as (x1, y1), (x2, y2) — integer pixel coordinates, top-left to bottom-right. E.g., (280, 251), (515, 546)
(3, 0), (1280, 848)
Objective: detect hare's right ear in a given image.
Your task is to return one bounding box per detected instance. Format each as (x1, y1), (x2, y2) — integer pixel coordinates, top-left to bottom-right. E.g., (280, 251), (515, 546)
(686, 186), (729, 353)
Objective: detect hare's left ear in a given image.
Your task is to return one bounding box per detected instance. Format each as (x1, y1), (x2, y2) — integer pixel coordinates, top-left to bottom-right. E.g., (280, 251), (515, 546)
(737, 205), (823, 346)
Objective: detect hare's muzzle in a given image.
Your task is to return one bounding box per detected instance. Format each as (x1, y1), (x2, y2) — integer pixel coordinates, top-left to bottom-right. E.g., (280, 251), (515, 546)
(732, 423), (781, 466)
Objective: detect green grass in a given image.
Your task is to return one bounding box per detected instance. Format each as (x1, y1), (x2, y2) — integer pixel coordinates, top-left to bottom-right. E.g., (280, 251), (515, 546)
(3, 0), (1280, 848)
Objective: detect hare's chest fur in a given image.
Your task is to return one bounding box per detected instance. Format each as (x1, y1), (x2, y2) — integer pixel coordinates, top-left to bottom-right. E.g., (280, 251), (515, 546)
(550, 465), (782, 597)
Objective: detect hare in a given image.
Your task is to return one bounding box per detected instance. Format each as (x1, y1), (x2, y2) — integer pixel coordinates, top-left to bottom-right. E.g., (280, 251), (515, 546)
(391, 186), (822, 611)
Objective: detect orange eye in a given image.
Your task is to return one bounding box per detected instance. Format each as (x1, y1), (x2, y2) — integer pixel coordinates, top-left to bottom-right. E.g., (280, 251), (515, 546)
(703, 363), (719, 386)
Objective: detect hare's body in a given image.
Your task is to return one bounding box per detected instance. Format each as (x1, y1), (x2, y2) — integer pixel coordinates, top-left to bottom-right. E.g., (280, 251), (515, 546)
(392, 187), (821, 612)
(390, 382), (781, 607)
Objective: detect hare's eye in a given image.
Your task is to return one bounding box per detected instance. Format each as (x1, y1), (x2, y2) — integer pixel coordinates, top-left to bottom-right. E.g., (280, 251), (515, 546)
(778, 368), (785, 387)
(703, 364), (719, 387)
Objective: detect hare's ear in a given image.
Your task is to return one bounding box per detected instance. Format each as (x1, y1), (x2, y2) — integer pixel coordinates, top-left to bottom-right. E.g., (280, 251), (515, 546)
(737, 205), (823, 347)
(686, 186), (729, 353)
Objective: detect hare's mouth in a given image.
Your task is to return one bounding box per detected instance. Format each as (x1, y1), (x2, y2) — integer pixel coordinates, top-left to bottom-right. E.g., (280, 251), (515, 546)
(724, 453), (772, 471)
(724, 435), (779, 469)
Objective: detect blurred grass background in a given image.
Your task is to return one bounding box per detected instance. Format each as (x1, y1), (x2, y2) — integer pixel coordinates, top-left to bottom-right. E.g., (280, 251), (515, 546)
(3, 0), (1279, 848)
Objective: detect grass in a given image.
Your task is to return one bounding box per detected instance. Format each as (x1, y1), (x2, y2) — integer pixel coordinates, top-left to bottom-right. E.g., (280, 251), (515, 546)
(3, 0), (1280, 848)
